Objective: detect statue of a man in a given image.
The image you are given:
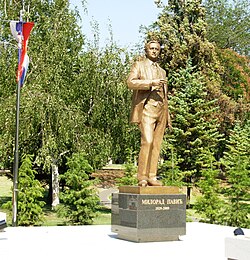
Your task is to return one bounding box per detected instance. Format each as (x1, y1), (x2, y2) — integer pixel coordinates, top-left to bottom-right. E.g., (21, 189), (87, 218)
(127, 40), (171, 187)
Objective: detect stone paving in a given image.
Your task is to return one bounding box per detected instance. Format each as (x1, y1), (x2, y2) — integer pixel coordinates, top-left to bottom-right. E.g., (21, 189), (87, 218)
(1, 222), (249, 260)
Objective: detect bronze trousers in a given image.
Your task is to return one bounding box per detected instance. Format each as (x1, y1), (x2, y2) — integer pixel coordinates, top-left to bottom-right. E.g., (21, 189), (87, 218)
(137, 101), (167, 181)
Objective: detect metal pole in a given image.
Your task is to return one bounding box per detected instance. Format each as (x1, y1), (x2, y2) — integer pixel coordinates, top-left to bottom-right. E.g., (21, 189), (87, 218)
(12, 80), (21, 227)
(12, 8), (24, 227)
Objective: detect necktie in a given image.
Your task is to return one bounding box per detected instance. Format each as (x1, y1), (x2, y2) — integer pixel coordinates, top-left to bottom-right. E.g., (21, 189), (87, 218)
(151, 62), (159, 79)
(151, 62), (165, 98)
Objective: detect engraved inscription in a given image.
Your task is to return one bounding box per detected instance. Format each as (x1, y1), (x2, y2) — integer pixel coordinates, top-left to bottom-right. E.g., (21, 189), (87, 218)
(166, 199), (183, 205)
(142, 199), (165, 205)
(141, 198), (183, 206)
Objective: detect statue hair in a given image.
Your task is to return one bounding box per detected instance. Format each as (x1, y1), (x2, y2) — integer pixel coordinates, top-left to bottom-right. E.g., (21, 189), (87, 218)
(144, 40), (161, 53)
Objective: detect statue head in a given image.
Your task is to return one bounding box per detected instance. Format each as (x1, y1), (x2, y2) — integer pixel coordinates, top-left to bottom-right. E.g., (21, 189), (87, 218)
(144, 40), (161, 62)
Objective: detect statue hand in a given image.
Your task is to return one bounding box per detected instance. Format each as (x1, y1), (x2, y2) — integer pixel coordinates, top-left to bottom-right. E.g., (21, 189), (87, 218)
(151, 79), (166, 90)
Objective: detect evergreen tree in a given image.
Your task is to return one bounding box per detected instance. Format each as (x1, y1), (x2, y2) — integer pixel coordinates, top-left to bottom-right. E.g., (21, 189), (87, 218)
(58, 152), (100, 225)
(3, 154), (45, 226)
(194, 149), (224, 223)
(161, 62), (223, 205)
(158, 144), (185, 187)
(220, 121), (250, 228)
(116, 163), (137, 186)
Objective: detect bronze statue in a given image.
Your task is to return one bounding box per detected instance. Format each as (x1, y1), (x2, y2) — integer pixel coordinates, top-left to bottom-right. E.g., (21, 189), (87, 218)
(127, 40), (171, 187)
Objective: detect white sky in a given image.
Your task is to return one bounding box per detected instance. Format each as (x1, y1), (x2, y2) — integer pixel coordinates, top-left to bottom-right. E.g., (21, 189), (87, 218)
(69, 0), (161, 48)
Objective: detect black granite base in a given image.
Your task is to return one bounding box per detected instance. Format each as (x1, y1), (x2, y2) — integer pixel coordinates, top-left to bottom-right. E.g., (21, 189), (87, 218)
(111, 191), (186, 242)
(0, 219), (7, 230)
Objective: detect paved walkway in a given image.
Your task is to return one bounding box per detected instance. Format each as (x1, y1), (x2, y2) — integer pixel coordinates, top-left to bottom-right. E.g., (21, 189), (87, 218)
(98, 188), (118, 208)
(0, 223), (249, 260)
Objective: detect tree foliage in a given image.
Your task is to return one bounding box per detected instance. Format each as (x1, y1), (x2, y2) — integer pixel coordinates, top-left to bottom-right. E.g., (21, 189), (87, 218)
(0, 0), (139, 214)
(3, 154), (45, 226)
(0, 0), (249, 227)
(160, 62), (223, 204)
(0, 0), (136, 175)
(216, 48), (250, 122)
(150, 0), (250, 225)
(204, 0), (250, 56)
(116, 149), (137, 186)
(146, 0), (249, 129)
(147, 0), (220, 74)
(194, 150), (224, 224)
(72, 41), (139, 164)
(220, 121), (250, 228)
(57, 152), (100, 225)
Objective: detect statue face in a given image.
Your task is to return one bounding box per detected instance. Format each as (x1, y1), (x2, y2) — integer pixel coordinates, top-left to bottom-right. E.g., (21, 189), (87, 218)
(146, 42), (160, 62)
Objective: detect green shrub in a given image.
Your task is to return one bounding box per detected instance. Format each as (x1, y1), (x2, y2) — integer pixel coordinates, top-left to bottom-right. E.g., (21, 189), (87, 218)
(4, 154), (45, 226)
(116, 163), (137, 186)
(57, 152), (100, 225)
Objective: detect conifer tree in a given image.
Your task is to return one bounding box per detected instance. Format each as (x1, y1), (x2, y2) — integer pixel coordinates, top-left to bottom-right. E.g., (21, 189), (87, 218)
(58, 152), (100, 225)
(160, 62), (223, 205)
(194, 149), (224, 223)
(220, 121), (250, 228)
(158, 144), (185, 187)
(4, 154), (45, 226)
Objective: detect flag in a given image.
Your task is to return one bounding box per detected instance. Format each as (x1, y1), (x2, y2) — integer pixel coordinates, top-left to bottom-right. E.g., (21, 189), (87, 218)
(10, 21), (34, 87)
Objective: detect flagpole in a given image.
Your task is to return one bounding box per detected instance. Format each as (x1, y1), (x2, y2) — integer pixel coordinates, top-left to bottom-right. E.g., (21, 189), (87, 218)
(12, 79), (21, 227)
(12, 9), (24, 227)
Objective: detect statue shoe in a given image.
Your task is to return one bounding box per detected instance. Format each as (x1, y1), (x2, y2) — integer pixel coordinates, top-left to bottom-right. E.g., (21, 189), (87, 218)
(148, 178), (163, 186)
(138, 180), (148, 187)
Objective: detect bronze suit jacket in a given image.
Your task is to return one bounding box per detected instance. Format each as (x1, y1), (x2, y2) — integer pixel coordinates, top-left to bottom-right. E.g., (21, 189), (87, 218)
(127, 58), (169, 124)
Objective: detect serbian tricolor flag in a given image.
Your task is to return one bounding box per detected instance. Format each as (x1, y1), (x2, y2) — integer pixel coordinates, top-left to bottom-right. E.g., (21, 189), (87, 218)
(10, 21), (34, 87)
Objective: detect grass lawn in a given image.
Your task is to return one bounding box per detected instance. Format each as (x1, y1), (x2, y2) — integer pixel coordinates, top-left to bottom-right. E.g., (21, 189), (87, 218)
(0, 176), (112, 226)
(0, 176), (12, 197)
(42, 206), (111, 226)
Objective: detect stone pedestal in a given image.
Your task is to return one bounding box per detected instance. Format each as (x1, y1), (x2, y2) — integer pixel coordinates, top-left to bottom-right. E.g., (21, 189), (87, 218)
(225, 236), (250, 260)
(111, 186), (186, 242)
